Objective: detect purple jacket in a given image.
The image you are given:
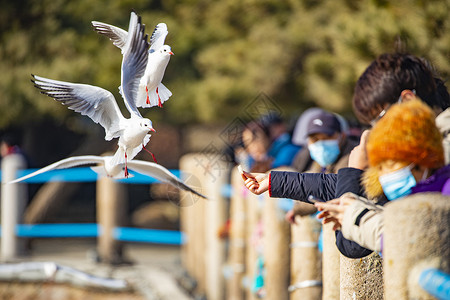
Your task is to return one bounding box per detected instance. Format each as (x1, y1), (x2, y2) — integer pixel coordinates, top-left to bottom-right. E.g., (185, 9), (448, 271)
(412, 164), (450, 195)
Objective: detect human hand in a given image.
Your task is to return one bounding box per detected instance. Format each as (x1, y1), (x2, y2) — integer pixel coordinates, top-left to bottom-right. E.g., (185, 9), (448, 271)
(348, 130), (370, 170)
(314, 196), (355, 231)
(241, 168), (269, 195)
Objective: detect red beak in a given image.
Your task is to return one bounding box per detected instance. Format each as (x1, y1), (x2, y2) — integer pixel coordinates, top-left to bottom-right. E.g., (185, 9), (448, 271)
(169, 51), (174, 55)
(150, 128), (156, 133)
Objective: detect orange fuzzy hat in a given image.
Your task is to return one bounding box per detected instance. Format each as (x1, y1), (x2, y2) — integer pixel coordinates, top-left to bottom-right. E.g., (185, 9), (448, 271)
(363, 99), (444, 199)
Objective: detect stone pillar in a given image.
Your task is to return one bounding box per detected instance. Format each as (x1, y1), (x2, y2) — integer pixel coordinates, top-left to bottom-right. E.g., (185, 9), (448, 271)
(179, 153), (208, 297)
(383, 193), (450, 299)
(245, 192), (263, 300)
(204, 158), (230, 300)
(262, 196), (291, 300)
(290, 215), (322, 300)
(322, 223), (340, 299)
(340, 253), (383, 300)
(227, 167), (247, 300)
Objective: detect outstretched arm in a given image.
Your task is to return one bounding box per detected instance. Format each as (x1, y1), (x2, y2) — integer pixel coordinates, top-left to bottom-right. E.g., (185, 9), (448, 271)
(242, 170), (270, 195)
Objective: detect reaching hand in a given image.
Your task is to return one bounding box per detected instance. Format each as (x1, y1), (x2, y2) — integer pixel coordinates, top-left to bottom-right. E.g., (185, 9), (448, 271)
(241, 170), (269, 195)
(348, 129), (370, 170)
(314, 196), (355, 231)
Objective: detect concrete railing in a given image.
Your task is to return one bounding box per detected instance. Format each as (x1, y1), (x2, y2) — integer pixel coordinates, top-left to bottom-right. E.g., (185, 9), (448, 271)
(179, 157), (450, 300)
(3, 153), (449, 299)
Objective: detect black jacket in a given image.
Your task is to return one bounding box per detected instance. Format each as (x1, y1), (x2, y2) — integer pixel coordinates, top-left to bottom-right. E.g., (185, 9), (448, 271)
(269, 171), (337, 202)
(334, 167), (389, 258)
(270, 167), (382, 259)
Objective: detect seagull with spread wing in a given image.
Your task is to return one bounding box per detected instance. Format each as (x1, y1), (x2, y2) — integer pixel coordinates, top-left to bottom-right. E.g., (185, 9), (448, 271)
(8, 155), (207, 199)
(92, 18), (173, 108)
(32, 12), (153, 178)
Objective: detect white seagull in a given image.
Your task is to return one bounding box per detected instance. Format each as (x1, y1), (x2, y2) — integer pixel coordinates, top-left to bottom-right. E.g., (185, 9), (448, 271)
(8, 156), (207, 199)
(92, 18), (173, 108)
(32, 12), (154, 177)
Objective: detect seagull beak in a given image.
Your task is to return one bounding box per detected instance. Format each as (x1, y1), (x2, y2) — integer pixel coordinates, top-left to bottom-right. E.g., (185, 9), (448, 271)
(149, 128), (156, 133)
(169, 51), (174, 55)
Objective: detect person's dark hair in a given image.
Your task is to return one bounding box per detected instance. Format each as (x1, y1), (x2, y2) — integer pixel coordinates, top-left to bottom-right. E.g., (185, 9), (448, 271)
(352, 53), (449, 124)
(244, 121), (270, 139)
(1, 132), (21, 147)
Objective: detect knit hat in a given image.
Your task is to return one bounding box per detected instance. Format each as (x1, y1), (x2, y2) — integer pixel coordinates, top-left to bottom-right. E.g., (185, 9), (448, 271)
(363, 99), (444, 199)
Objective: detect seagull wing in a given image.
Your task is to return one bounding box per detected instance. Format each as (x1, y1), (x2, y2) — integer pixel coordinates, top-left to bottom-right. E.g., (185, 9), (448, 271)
(127, 160), (207, 199)
(121, 12), (149, 118)
(8, 156), (105, 184)
(149, 23), (168, 52)
(32, 75), (125, 140)
(91, 21), (128, 50)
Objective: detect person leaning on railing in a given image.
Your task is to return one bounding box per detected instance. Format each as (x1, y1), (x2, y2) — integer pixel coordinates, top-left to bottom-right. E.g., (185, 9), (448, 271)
(240, 53), (450, 258)
(314, 99), (450, 253)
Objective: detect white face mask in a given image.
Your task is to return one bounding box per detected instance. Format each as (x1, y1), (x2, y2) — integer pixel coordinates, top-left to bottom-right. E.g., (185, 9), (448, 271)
(379, 164), (416, 201)
(308, 139), (340, 167)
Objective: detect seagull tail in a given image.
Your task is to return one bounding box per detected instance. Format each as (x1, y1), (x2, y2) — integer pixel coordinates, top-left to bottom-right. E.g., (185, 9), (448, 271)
(136, 83), (171, 108)
(90, 166), (134, 179)
(157, 83), (172, 105)
(111, 148), (126, 167)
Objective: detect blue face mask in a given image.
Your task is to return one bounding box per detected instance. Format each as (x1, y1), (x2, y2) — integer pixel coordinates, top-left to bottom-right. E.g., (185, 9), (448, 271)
(379, 165), (416, 201)
(308, 139), (340, 167)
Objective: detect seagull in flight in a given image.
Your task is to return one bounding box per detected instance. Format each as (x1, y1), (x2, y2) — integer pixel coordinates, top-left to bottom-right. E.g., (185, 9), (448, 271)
(92, 18), (173, 108)
(8, 155), (207, 199)
(32, 11), (154, 178)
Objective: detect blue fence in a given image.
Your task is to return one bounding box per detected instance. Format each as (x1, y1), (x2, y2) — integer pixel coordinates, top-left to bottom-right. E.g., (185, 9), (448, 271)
(3, 167), (181, 184)
(1, 224), (184, 245)
(0, 168), (184, 245)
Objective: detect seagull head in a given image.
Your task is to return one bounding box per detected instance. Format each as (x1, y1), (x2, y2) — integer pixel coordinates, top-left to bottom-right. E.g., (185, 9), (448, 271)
(160, 45), (174, 56)
(140, 118), (156, 133)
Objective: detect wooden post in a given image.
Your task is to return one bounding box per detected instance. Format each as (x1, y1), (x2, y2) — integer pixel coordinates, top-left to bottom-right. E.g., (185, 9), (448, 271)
(290, 214), (322, 300)
(340, 253), (383, 300)
(227, 167), (247, 300)
(96, 176), (128, 264)
(1, 154), (27, 261)
(322, 223), (340, 299)
(204, 157), (230, 300)
(383, 194), (450, 299)
(262, 195), (291, 299)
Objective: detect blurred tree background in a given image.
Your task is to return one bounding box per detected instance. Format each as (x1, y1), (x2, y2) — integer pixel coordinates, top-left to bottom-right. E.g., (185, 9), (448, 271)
(0, 0), (449, 149)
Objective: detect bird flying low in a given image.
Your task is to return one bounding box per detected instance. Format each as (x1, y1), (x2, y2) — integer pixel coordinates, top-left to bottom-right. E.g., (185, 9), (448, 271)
(8, 155), (207, 200)
(92, 18), (173, 108)
(32, 12), (155, 177)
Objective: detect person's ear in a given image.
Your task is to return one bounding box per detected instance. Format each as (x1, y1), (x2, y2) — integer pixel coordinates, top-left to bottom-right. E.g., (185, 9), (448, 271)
(399, 89), (417, 102)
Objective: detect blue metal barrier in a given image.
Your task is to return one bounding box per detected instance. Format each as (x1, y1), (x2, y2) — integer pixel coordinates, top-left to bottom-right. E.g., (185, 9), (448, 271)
(0, 167), (185, 245)
(419, 268), (450, 300)
(16, 224), (98, 238)
(114, 227), (185, 245)
(0, 224), (184, 245)
(2, 168), (181, 184)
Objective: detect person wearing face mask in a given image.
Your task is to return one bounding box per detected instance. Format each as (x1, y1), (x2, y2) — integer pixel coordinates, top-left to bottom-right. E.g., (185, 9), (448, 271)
(245, 111), (356, 220)
(304, 111), (356, 173)
(314, 100), (450, 253)
(283, 111), (358, 222)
